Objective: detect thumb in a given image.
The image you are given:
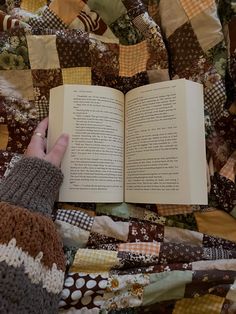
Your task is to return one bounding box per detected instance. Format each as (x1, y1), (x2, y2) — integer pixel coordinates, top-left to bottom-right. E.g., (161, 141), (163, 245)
(45, 134), (69, 167)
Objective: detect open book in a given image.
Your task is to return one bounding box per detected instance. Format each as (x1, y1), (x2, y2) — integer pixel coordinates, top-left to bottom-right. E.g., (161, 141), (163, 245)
(48, 79), (207, 204)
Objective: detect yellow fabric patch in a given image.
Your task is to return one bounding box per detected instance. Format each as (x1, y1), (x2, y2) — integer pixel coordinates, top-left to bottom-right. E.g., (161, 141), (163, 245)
(173, 294), (224, 314)
(21, 0), (47, 12)
(119, 41), (149, 77)
(62, 67), (91, 85)
(194, 209), (236, 242)
(0, 124), (8, 149)
(70, 249), (119, 273)
(179, 0), (215, 19)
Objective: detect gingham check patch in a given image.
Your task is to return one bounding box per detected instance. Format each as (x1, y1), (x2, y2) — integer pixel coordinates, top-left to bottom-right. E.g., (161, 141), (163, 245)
(28, 6), (67, 29)
(118, 242), (161, 256)
(56, 209), (94, 231)
(204, 80), (226, 124)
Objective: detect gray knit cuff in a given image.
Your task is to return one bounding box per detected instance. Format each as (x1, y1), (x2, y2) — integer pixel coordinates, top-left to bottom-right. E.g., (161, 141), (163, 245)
(0, 157), (63, 215)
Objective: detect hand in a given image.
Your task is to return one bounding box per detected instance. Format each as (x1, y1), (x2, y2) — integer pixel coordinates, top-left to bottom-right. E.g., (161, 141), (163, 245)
(25, 118), (69, 168)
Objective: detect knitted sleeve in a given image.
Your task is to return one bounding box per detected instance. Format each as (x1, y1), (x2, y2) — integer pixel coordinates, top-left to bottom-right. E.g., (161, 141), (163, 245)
(0, 157), (66, 313)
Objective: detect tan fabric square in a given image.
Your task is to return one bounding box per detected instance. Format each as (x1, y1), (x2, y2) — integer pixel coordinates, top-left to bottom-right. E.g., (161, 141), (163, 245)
(147, 69), (169, 83)
(194, 210), (236, 242)
(180, 0), (215, 19)
(70, 249), (119, 272)
(159, 0), (188, 37)
(0, 70), (34, 100)
(92, 216), (129, 242)
(119, 41), (149, 77)
(191, 5), (223, 51)
(21, 0), (47, 12)
(62, 67), (91, 85)
(164, 227), (203, 246)
(0, 125), (8, 150)
(219, 151), (236, 182)
(26, 35), (60, 69)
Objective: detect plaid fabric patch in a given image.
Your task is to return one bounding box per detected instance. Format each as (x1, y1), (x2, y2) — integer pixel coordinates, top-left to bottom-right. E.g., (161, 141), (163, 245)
(62, 67), (91, 85)
(204, 80), (226, 124)
(174, 294), (224, 314)
(35, 97), (48, 120)
(157, 204), (192, 216)
(180, 0), (215, 19)
(70, 249), (119, 272)
(56, 209), (94, 232)
(119, 40), (149, 76)
(28, 6), (67, 29)
(133, 13), (150, 34)
(118, 242), (160, 256)
(21, 0), (47, 13)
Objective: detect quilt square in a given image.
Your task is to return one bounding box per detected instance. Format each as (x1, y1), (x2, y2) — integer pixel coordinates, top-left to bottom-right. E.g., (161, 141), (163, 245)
(174, 294), (224, 314)
(92, 70), (149, 94)
(0, 32), (30, 70)
(123, 0), (146, 19)
(159, 0), (188, 38)
(62, 67), (91, 85)
(32, 69), (63, 95)
(191, 5), (223, 52)
(56, 30), (90, 68)
(168, 22), (204, 74)
(21, 0), (47, 12)
(70, 249), (119, 272)
(204, 79), (226, 124)
(179, 0), (215, 20)
(27, 35), (60, 69)
(118, 242), (160, 256)
(0, 70), (34, 100)
(119, 41), (149, 77)
(90, 40), (119, 76)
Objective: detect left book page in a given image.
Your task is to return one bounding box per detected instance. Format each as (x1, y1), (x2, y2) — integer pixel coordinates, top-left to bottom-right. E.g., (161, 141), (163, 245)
(48, 85), (124, 203)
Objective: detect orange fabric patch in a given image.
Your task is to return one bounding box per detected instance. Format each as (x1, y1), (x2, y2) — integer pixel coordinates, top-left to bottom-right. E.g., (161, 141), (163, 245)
(119, 41), (149, 77)
(180, 0), (215, 19)
(119, 242), (160, 256)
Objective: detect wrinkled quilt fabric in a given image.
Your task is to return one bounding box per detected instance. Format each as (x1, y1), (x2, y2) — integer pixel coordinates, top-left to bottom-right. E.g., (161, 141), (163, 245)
(0, 0), (236, 313)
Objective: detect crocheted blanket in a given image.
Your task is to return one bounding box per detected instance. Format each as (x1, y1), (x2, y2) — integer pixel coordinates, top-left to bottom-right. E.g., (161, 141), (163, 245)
(0, 0), (236, 313)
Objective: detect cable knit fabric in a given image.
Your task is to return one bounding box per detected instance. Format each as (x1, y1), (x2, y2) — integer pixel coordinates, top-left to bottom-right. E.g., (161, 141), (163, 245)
(0, 157), (63, 215)
(0, 157), (66, 314)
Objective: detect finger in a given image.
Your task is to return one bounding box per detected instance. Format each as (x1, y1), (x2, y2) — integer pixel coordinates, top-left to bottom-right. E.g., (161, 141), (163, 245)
(45, 134), (69, 167)
(30, 118), (49, 151)
(34, 117), (48, 137)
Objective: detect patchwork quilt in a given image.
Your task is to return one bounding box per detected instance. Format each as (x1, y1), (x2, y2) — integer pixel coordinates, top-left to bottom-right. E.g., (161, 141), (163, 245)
(0, 0), (236, 313)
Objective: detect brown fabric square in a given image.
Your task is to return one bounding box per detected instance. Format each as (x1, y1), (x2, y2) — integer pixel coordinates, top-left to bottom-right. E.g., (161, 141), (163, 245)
(167, 22), (204, 75)
(56, 30), (90, 68)
(92, 70), (149, 94)
(128, 220), (164, 243)
(32, 69), (63, 100)
(90, 40), (119, 76)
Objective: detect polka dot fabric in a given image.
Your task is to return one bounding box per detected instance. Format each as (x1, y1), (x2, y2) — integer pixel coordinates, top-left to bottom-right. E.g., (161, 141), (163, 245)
(60, 273), (108, 310)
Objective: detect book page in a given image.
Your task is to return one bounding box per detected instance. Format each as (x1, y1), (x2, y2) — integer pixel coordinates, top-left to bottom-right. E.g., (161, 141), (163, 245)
(125, 80), (194, 204)
(49, 85), (124, 203)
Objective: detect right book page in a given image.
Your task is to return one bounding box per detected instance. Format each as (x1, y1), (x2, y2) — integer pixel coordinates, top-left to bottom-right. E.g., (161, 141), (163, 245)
(124, 79), (207, 204)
